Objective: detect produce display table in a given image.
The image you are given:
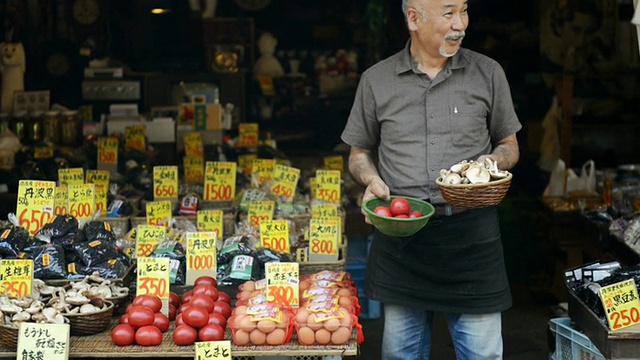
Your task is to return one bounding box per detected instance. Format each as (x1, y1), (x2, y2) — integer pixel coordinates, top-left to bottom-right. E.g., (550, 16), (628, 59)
(0, 319), (358, 359)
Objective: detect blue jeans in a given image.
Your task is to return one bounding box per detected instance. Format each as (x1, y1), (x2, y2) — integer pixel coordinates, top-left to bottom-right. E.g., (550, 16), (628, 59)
(381, 303), (503, 360)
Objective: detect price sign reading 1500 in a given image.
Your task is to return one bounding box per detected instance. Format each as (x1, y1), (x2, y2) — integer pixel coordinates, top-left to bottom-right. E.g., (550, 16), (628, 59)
(204, 162), (237, 201)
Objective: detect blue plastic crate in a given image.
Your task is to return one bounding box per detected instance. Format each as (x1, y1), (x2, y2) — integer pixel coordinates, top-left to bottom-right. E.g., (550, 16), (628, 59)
(549, 317), (604, 360)
(347, 235), (372, 264)
(357, 286), (381, 320)
(347, 262), (367, 286)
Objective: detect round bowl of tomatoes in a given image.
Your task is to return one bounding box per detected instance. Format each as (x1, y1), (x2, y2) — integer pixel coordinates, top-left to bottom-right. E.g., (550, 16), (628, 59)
(362, 196), (435, 237)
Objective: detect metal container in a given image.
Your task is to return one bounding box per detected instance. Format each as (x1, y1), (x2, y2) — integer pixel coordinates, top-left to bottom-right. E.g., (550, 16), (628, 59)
(25, 110), (44, 145)
(43, 110), (61, 145)
(60, 110), (81, 147)
(9, 110), (27, 142)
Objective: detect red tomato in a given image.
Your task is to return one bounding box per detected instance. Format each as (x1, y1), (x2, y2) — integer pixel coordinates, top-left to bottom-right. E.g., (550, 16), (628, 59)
(373, 206), (392, 217)
(390, 197), (411, 216)
(189, 293), (216, 313)
(211, 301), (232, 319)
(153, 312), (170, 333)
(198, 324), (225, 341)
(193, 284), (219, 299)
(133, 294), (163, 313)
(127, 305), (156, 328)
(124, 303), (134, 314)
(181, 290), (194, 304)
(207, 312), (227, 328)
(409, 210), (424, 218)
(119, 313), (130, 325)
(168, 304), (177, 321)
(194, 276), (218, 288)
(172, 324), (198, 346)
(111, 324), (136, 346)
(216, 291), (231, 304)
(394, 214), (409, 218)
(135, 325), (163, 346)
(178, 303), (191, 314)
(181, 306), (209, 329)
(169, 292), (181, 308)
(175, 314), (185, 327)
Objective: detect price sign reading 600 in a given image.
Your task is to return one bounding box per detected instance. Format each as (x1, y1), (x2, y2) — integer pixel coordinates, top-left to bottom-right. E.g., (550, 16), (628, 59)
(17, 180), (56, 236)
(204, 162), (237, 201)
(67, 184), (95, 220)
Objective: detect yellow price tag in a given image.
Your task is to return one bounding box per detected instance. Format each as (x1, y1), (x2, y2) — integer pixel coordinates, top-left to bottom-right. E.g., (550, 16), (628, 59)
(18, 323), (70, 360)
(153, 166), (179, 199)
(265, 262), (299, 307)
(238, 123), (259, 148)
(310, 177), (317, 199)
(312, 203), (340, 218)
(16, 180), (56, 236)
(308, 218), (340, 261)
(315, 170), (341, 204)
(183, 132), (204, 157)
(136, 257), (170, 314)
(54, 186), (68, 215)
(251, 159), (275, 188)
(0, 259), (33, 298)
(186, 231), (217, 285)
(599, 278), (640, 331)
(68, 184), (95, 220)
(195, 340), (232, 360)
(135, 225), (167, 258)
(197, 210), (224, 238)
(238, 154), (257, 176)
(184, 156), (204, 184)
(86, 170), (110, 186)
(247, 200), (274, 228)
(146, 200), (173, 227)
(323, 155), (344, 172)
(260, 220), (290, 253)
(97, 136), (119, 164)
(204, 161), (237, 201)
(125, 125), (146, 151)
(58, 168), (84, 186)
(94, 184), (108, 216)
(34, 146), (54, 160)
(271, 164), (300, 203)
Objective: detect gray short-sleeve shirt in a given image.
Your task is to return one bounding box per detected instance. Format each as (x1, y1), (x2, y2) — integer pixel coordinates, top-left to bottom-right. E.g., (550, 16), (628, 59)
(341, 41), (522, 203)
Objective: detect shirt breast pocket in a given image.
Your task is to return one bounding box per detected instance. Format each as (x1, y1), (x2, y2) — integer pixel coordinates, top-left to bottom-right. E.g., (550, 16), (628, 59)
(450, 104), (488, 148)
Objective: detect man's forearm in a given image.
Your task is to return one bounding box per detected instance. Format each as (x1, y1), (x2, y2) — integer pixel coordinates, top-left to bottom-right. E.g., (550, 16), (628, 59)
(348, 147), (380, 187)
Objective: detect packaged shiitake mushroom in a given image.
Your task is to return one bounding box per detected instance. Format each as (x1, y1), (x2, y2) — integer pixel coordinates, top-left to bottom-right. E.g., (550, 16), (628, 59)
(229, 303), (294, 346)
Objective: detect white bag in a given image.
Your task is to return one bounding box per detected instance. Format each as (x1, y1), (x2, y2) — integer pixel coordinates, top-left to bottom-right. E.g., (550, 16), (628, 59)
(564, 160), (596, 196)
(543, 159), (566, 197)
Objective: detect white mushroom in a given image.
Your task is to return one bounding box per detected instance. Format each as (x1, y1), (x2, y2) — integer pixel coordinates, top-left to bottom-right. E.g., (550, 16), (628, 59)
(79, 304), (100, 314)
(24, 300), (44, 314)
(442, 173), (463, 185)
(465, 166), (491, 184)
(11, 311), (30, 322)
(0, 304), (24, 314)
(65, 294), (91, 306)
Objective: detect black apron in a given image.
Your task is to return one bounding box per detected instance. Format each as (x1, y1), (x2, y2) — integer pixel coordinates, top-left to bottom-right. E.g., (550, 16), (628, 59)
(364, 206), (512, 314)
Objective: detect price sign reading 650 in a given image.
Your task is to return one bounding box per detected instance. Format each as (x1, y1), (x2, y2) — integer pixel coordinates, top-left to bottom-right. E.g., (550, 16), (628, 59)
(17, 180), (56, 235)
(153, 166), (178, 200)
(599, 278), (640, 331)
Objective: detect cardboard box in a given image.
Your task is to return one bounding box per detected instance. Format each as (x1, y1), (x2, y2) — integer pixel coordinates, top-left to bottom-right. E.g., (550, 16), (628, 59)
(180, 103), (221, 131)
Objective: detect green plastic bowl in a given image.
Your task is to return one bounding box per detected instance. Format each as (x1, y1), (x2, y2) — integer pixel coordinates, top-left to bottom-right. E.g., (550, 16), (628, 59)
(362, 196), (436, 237)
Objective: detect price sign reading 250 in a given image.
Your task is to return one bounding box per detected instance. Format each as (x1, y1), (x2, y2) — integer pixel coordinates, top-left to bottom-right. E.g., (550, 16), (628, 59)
(153, 166), (178, 199)
(137, 257), (170, 299)
(16, 180), (56, 235)
(600, 278), (640, 331)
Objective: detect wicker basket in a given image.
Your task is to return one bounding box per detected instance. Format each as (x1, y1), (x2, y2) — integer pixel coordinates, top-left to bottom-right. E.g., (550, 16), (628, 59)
(64, 300), (115, 336)
(0, 324), (18, 350)
(436, 173), (513, 208)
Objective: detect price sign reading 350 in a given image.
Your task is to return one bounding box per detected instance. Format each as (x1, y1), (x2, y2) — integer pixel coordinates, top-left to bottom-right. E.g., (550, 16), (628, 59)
(315, 170), (341, 204)
(17, 180), (55, 235)
(153, 166), (178, 200)
(204, 162), (237, 201)
(599, 278), (640, 331)
(137, 257), (170, 300)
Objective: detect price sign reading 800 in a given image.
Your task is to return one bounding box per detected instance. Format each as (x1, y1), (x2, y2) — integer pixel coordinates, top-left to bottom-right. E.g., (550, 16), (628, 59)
(315, 170), (341, 204)
(204, 162), (237, 201)
(153, 166), (178, 199)
(248, 200), (275, 228)
(309, 218), (340, 257)
(600, 278), (640, 331)
(17, 180), (56, 235)
(137, 257), (170, 299)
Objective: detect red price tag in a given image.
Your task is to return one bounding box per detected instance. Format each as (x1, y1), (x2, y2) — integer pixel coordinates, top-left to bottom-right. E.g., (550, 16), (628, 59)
(267, 285), (296, 305)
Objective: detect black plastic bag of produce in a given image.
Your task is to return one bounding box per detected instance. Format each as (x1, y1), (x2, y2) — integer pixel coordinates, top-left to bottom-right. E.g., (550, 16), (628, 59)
(81, 221), (117, 243)
(72, 240), (120, 267)
(0, 226), (30, 253)
(33, 244), (67, 279)
(37, 214), (78, 239)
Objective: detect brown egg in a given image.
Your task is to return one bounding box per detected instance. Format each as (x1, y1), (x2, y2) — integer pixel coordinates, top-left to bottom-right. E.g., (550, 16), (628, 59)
(331, 326), (351, 345)
(338, 308), (352, 327)
(299, 279), (311, 291)
(233, 329), (250, 345)
(239, 315), (256, 332)
(306, 313), (323, 331)
(257, 320), (276, 334)
(238, 290), (252, 300)
(337, 288), (352, 296)
(324, 318), (340, 332)
(296, 309), (309, 324)
(243, 280), (256, 291)
(266, 328), (286, 345)
(315, 328), (331, 345)
(234, 305), (248, 315)
(297, 326), (315, 345)
(338, 296), (353, 307)
(249, 328), (266, 345)
(233, 315), (245, 329)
